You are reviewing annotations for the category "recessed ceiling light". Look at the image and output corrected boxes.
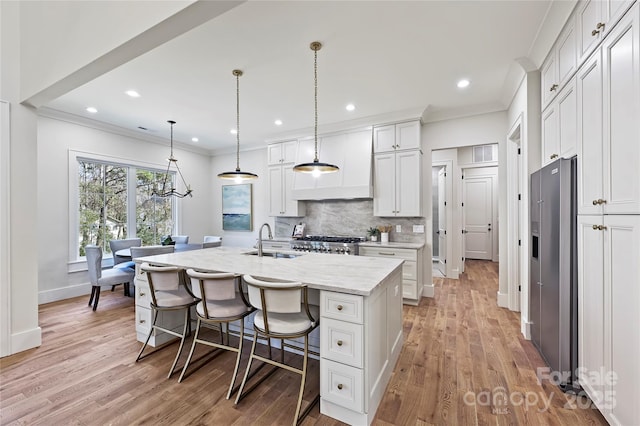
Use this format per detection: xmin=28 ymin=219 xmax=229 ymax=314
xmin=274 ymin=119 xmax=283 ymax=126
xmin=230 ymin=129 xmax=237 ymax=135
xmin=125 ymin=90 xmax=140 ymax=98
xmin=457 ymin=79 xmax=470 ymax=88
xmin=346 ymin=104 xmax=355 ymax=111
xmin=86 ymin=107 xmax=98 ymax=113
xmin=191 ymin=137 xmax=199 ymax=142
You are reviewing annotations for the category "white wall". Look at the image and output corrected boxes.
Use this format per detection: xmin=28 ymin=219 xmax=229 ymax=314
xmin=209 ymin=147 xmax=270 ymax=249
xmin=36 ymin=116 xmax=213 ymax=303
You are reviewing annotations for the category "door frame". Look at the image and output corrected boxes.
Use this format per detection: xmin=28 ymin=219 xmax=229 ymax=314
xmin=432 ymin=160 xmax=453 ymax=278
xmin=1 ymin=100 xmax=11 ymax=357
xmin=507 ymin=115 xmax=524 ymax=312
xmin=461 ymin=168 xmax=498 ymax=262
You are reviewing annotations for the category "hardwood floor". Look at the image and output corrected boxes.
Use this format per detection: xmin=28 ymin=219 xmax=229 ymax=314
xmin=1 ymin=260 xmax=608 ymax=425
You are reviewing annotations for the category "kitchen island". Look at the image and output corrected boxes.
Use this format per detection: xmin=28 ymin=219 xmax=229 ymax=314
xmin=133 ymin=246 xmax=404 ymax=425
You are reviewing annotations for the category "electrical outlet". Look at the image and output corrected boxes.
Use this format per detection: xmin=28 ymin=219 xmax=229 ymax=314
xmin=396 ymin=225 xmax=402 ymax=233
xmin=413 ymin=224 xmax=425 ymax=233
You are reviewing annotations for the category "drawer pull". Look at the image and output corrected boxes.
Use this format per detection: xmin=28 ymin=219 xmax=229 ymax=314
xmin=139 ymin=292 xmax=145 ymax=297
xmin=336 ymin=304 xmax=343 ymax=311
xmin=378 ymin=252 xmax=396 ymax=256
xmin=337 ymin=340 xmax=343 ymax=346
xmin=139 ymin=319 xmax=146 ymax=324
xmin=337 ymin=384 xmax=343 ymax=390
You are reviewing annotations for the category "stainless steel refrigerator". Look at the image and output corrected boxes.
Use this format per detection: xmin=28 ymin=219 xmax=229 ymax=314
xmin=530 ymin=156 xmax=579 ymax=391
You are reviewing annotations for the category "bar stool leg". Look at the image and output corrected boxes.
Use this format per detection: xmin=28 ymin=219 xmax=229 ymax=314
xmin=168 ymin=308 xmax=190 ymax=378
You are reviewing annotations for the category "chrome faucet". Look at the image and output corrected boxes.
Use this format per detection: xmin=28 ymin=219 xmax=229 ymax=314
xmin=257 ymin=223 xmax=273 ymax=257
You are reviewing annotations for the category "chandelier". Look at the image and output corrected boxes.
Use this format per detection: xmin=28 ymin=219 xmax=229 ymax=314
xmin=293 ymin=41 xmax=339 ymax=176
xmin=218 ymin=69 xmax=258 ymax=181
xmin=153 ymin=120 xmax=193 ymax=198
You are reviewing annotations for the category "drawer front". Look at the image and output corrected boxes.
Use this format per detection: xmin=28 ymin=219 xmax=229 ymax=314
xmin=359 ymin=246 xmax=416 ymax=262
xmin=134 ymin=263 xmax=148 ymax=282
xmin=321 ymin=291 xmax=363 ymax=324
xmin=320 ymin=359 xmax=364 ymax=412
xmin=136 ymin=307 xmax=151 ymax=334
xmin=135 ymin=282 xmax=151 ymax=307
xmin=320 ymin=318 xmax=363 ymax=368
xmin=402 ymin=260 xmax=417 ymax=280
xmin=403 ymin=279 xmax=418 ymax=300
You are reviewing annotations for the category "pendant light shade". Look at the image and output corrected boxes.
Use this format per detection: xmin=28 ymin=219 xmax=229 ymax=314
xmin=153 ymin=120 xmax=193 ymax=198
xmin=293 ymin=41 xmax=339 ymax=176
xmin=218 ymin=69 xmax=258 ymax=182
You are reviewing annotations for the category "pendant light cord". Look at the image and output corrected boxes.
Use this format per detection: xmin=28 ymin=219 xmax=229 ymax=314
xmin=314 ymin=46 xmax=319 ymax=162
xmin=236 ymin=71 xmax=241 ymax=172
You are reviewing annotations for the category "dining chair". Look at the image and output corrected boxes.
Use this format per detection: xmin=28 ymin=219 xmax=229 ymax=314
xmin=130 ymin=245 xmax=175 ymax=259
xmin=108 ymin=238 xmax=141 ymax=295
xmin=135 ymin=262 xmax=198 ymax=378
xmin=203 ymin=236 xmax=222 ymax=243
xmin=179 ymin=269 xmax=255 ymax=398
xmin=171 ymin=235 xmax=189 ymax=244
xmin=85 ymin=245 xmax=135 ymax=311
xmin=235 ymin=275 xmax=320 ymax=425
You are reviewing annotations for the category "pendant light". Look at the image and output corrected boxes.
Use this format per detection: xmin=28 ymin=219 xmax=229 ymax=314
xmin=293 ymin=41 xmax=339 ymax=176
xmin=218 ymin=69 xmax=258 ymax=182
xmin=153 ymin=120 xmax=193 ymax=198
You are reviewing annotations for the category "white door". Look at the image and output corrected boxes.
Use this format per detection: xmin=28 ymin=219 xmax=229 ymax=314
xmin=437 ymin=168 xmax=447 ymax=276
xmin=464 ymin=176 xmax=493 ymax=260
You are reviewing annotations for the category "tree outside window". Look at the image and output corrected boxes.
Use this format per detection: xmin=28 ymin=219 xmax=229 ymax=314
xmin=136 ymin=169 xmax=174 ymax=246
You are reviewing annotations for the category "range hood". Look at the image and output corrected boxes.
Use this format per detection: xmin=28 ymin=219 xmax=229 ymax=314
xmin=291 ymin=128 xmax=372 ymax=200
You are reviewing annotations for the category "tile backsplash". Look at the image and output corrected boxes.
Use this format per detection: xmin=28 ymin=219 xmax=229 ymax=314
xmin=275 ymin=199 xmax=426 ymax=243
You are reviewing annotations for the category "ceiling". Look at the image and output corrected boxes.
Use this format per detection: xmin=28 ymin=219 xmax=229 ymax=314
xmin=44 ymin=1 xmax=554 ymax=154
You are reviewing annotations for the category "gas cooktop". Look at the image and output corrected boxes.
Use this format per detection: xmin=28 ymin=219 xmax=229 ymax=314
xmin=295 ymin=235 xmax=366 ymax=243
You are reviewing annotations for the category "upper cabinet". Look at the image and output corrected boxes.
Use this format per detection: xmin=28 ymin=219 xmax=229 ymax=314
xmin=576 ymin=0 xmax=635 ymax=65
xmin=267 ymin=140 xmax=297 ymax=166
xmin=542 ymin=76 xmax=577 ymax=166
xmin=577 ymin=3 xmax=640 ymax=215
xmin=542 ymin=17 xmax=577 ymax=109
xmin=373 ymin=120 xmax=421 ymax=153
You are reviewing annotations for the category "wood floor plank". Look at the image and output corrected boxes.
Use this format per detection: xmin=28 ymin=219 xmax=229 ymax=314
xmin=0 ymin=260 xmax=609 ymax=425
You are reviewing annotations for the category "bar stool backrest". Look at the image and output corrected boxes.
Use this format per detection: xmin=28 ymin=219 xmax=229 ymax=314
xmin=187 ymin=269 xmax=237 ymax=301
xmin=141 ymin=263 xmax=181 ymax=292
xmin=243 ymin=275 xmax=303 ymax=314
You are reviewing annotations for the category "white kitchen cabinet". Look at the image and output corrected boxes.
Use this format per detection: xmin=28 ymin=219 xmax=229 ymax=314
xmin=373 ymin=120 xmax=420 ymax=153
xmin=358 ymin=245 xmax=424 ymax=305
xmin=578 ymin=214 xmax=640 ymax=426
xmin=578 ymin=3 xmax=640 ymax=215
xmin=267 ymin=140 xmax=297 ymax=165
xmin=374 ymin=149 xmax=422 ymax=217
xmin=541 ymin=16 xmax=577 ymax=109
xmin=268 ymin=165 xmax=305 ymax=217
xmin=542 ymin=76 xmax=577 ymax=166
xmin=576 ymin=0 xmax=635 ymax=65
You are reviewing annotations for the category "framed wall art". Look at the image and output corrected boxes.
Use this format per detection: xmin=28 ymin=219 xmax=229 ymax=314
xmin=222 ymin=184 xmax=253 ymax=231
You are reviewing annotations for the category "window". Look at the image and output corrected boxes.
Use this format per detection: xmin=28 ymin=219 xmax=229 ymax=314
xmin=473 ymin=144 xmax=496 ymax=163
xmin=76 ymin=157 xmax=176 ymax=259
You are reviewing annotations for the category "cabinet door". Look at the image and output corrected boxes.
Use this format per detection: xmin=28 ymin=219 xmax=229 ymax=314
xmin=577 ymin=215 xmax=605 ymax=408
xmin=541 ymin=104 xmax=559 ymax=166
xmin=373 ymin=153 xmax=396 ymax=216
xmin=267 ymin=166 xmax=284 ymax=216
xmin=395 ymin=121 xmax=420 ymax=150
xmin=541 ymin=53 xmax=558 ymax=108
xmin=577 ymin=51 xmax=603 ymax=215
xmin=395 ymin=150 xmax=422 ymax=217
xmin=281 ymin=140 xmax=298 ymax=164
xmin=292 ymin=137 xmax=317 ymax=191
xmin=604 ymin=215 xmax=640 ymax=426
xmin=557 ymin=77 xmax=577 ymax=158
xmin=267 ymin=144 xmax=283 ymax=165
xmin=604 ymin=0 xmax=635 ymax=37
xmin=373 ymin=125 xmax=396 ymax=153
xmin=282 ymin=166 xmax=304 ymax=217
xmin=577 ymin=0 xmax=605 ymax=64
xmin=558 ymin=18 xmax=578 ymax=88
xmin=602 ymin=4 xmax=640 ymax=214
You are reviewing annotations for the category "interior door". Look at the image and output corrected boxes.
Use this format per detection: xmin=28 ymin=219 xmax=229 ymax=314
xmin=437 ymin=167 xmax=447 ymax=276
xmin=464 ymin=176 xmax=493 ymax=260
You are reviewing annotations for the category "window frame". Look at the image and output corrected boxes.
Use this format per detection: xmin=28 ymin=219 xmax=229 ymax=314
xmin=68 ymin=150 xmax=178 ymax=271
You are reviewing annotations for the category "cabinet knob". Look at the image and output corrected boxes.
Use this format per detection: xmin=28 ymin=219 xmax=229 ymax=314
xmin=550 ymin=154 xmax=558 ymax=159
xmin=592 ymin=22 xmax=605 ymax=36
xmin=592 ymin=199 xmax=606 ymax=205
xmin=592 ymin=224 xmax=607 ymax=231
xmin=592 ymin=224 xmax=599 ymax=230
xmin=139 ymin=319 xmax=146 ymax=324
xmin=139 ymin=292 xmax=145 ymax=297
xmin=336 ymin=304 xmax=343 ymax=311
xmin=337 ymin=340 xmax=343 ymax=346
xmin=337 ymin=384 xmax=343 ymax=390
xmin=550 ymin=84 xmax=558 ymax=92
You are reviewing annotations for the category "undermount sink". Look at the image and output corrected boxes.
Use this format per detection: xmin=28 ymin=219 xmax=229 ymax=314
xmin=245 ymin=251 xmax=299 ymax=259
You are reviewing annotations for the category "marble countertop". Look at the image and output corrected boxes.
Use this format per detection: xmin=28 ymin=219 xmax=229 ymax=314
xmin=135 ymin=246 xmax=403 ymax=296
xmin=358 ymin=241 xmax=425 ymax=250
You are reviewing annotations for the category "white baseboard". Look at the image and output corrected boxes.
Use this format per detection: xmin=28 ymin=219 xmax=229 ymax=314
xmin=497 ymin=291 xmax=509 ymax=308
xmin=10 ymin=326 xmax=42 ymax=355
xmin=423 ymin=284 xmax=435 ymax=298
xmin=39 ymin=282 xmax=91 ymax=304
xmin=521 ymin=318 xmax=531 ymax=340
